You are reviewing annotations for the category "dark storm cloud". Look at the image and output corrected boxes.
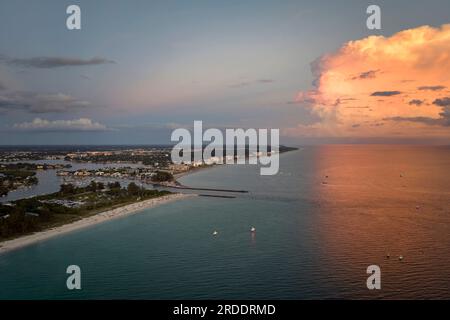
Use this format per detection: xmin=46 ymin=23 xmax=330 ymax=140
xmin=409 ymin=99 xmax=424 ymax=106
xmin=352 ymin=70 xmax=379 ymax=80
xmin=418 ymin=85 xmax=446 ymax=91
xmin=3 ymin=56 xmax=115 ymax=69
xmin=0 ymin=91 xmax=90 ymax=113
xmin=370 ymin=91 xmax=402 ymax=97
xmin=433 ymin=97 xmax=450 ymax=107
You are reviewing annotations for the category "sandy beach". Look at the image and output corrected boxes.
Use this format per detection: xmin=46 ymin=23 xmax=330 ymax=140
xmin=0 ymin=193 xmax=194 ymax=255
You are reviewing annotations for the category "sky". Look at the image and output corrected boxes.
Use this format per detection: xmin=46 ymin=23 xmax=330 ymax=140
xmin=0 ymin=0 xmax=450 ymax=145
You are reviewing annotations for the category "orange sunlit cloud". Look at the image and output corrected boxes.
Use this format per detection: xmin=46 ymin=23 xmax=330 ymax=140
xmin=285 ymin=24 xmax=450 ymax=139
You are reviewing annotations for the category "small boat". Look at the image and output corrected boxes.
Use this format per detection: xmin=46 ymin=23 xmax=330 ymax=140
xmin=250 ymin=227 xmax=256 ymax=233
xmin=399 ymin=255 xmax=404 ymax=261
xmin=212 ymin=231 xmax=218 ymax=236
xmin=386 ymin=253 xmax=390 ymax=259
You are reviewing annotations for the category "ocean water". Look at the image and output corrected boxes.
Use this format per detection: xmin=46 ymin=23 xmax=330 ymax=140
xmin=0 ymin=145 xmax=449 ymax=299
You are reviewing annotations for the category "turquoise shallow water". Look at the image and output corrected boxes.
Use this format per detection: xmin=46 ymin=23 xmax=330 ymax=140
xmin=0 ymin=146 xmax=449 ymax=299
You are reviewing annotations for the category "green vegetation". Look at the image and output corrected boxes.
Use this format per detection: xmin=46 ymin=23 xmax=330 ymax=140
xmin=0 ymin=167 xmax=39 ymax=197
xmin=0 ymin=181 xmax=170 ymax=241
xmin=0 ymin=187 xmax=7 ymax=197
xmin=66 ymin=153 xmax=172 ymax=168
xmin=0 ymin=163 xmax=70 ymax=171
xmin=151 ymin=171 xmax=174 ymax=182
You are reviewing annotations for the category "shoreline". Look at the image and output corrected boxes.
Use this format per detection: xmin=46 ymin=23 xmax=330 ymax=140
xmin=0 ymin=193 xmax=194 ymax=255
xmin=174 ymin=164 xmax=220 ymax=180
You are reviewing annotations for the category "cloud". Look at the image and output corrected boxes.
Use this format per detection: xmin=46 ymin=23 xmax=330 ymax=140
xmin=0 ymin=91 xmax=90 ymax=113
xmin=433 ymin=97 xmax=450 ymax=106
xmin=2 ymin=56 xmax=114 ymax=69
xmin=409 ymin=99 xmax=424 ymax=106
xmin=418 ymin=85 xmax=446 ymax=91
xmin=288 ymin=24 xmax=450 ymax=139
xmin=13 ymin=118 xmax=108 ymax=132
xmin=229 ymin=78 xmax=275 ymax=88
xmin=112 ymin=122 xmax=183 ymax=130
xmin=384 ymin=97 xmax=450 ymax=126
xmin=370 ymin=91 xmax=402 ymax=97
xmin=352 ymin=70 xmax=379 ymax=80
xmin=229 ymin=81 xmax=251 ymax=88
xmin=384 ymin=112 xmax=450 ymax=127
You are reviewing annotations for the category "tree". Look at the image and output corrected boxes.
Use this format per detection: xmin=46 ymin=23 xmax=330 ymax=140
xmin=151 ymin=171 xmax=174 ymax=182
xmin=0 ymin=186 xmax=7 ymax=197
xmin=108 ymin=181 xmax=121 ymax=190
xmin=127 ymin=182 xmax=141 ymax=196
xmin=60 ymin=183 xmax=75 ymax=195
xmin=87 ymin=181 xmax=98 ymax=192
